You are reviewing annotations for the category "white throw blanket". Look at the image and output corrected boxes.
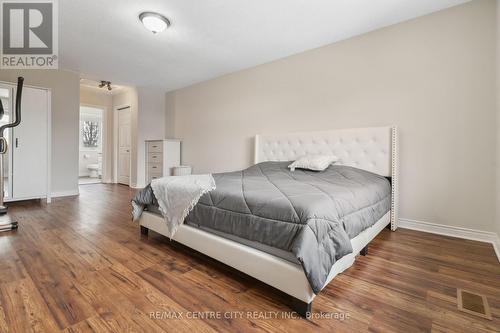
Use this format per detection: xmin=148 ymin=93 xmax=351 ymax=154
xmin=150 ymin=174 xmax=216 ymax=238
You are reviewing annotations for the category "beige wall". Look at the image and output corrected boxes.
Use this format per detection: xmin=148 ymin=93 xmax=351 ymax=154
xmin=167 ymin=0 xmax=497 ymax=232
xmin=496 ymin=0 xmax=500 ymax=237
xmin=80 ymin=87 xmax=114 ymax=182
xmin=111 ymin=88 xmax=167 ymax=188
xmin=136 ymin=87 xmax=166 ymax=187
xmin=0 ymin=69 xmax=80 ymax=196
xmin=165 ymin=91 xmax=176 ymax=138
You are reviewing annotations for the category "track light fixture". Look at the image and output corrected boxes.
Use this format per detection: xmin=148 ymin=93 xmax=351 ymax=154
xmin=98 ymin=80 xmax=112 ymax=91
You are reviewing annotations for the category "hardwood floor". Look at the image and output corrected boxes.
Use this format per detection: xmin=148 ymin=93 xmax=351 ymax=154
xmin=0 ymin=184 xmax=499 ymax=332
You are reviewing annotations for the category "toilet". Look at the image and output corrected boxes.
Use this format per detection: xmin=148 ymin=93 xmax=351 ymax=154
xmin=87 ymin=155 xmax=102 ymax=178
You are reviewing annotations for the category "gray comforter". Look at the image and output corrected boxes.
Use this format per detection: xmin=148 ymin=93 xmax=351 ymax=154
xmin=132 ymin=161 xmax=391 ymax=293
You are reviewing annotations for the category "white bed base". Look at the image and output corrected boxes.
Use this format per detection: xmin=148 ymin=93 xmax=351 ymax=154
xmin=140 ymin=210 xmax=390 ymax=303
xmin=139 ymin=126 xmax=399 ymax=310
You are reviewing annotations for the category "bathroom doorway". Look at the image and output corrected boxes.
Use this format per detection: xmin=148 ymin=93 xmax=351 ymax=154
xmin=79 ymin=106 xmax=105 ymax=185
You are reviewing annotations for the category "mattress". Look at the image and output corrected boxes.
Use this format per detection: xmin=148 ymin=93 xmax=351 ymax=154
xmin=135 ymin=161 xmax=391 ymax=293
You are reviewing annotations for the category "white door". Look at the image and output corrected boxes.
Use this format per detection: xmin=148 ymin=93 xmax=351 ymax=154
xmin=12 ymin=87 xmax=48 ymax=199
xmin=117 ymin=107 xmax=131 ymax=185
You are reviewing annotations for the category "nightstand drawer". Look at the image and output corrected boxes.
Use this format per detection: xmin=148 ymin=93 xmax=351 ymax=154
xmin=148 ymin=152 xmax=163 ymax=163
xmin=148 ymin=163 xmax=162 ymax=174
xmin=147 ymin=141 xmax=163 ymax=153
xmin=148 ymin=174 xmax=162 ymax=183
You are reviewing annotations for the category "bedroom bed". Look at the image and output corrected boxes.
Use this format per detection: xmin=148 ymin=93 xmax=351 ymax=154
xmin=136 ymin=126 xmax=399 ymax=317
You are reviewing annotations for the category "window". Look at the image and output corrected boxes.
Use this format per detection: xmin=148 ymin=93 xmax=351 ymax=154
xmin=82 ymin=120 xmax=100 ymax=148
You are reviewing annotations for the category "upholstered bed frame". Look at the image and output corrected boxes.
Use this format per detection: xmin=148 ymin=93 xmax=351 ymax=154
xmin=138 ymin=126 xmax=399 ymax=317
xmin=255 ymin=126 xmax=399 ymax=230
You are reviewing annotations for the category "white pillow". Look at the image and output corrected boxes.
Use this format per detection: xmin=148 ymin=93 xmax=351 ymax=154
xmin=288 ymin=154 xmax=338 ymax=171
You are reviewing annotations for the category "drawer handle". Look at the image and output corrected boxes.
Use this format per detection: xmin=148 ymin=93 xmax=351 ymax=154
xmin=152 ymin=166 xmax=157 ymax=169
xmin=153 ymin=156 xmax=157 ymax=158
xmin=152 ymin=145 xmax=157 ymax=148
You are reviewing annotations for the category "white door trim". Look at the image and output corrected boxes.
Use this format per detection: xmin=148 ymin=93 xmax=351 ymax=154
xmin=46 ymin=88 xmax=52 ymax=203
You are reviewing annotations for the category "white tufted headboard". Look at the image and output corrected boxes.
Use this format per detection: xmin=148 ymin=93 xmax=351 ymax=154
xmin=254 ymin=126 xmax=399 ymax=230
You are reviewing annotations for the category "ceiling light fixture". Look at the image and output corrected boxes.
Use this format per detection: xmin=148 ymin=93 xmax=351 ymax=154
xmin=99 ymin=80 xmax=112 ymax=91
xmin=139 ymin=12 xmax=170 ymax=34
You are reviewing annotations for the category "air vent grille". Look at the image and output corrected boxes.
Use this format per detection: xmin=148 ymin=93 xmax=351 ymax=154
xmin=457 ymin=289 xmax=492 ymax=320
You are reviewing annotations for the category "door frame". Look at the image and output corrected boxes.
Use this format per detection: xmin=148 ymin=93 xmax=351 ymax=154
xmin=80 ymin=103 xmax=108 ymax=182
xmin=113 ymin=104 xmax=131 ymax=185
xmin=0 ymin=80 xmax=52 ymax=203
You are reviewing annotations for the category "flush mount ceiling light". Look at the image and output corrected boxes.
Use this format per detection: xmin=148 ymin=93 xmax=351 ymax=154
xmin=139 ymin=12 xmax=170 ymax=34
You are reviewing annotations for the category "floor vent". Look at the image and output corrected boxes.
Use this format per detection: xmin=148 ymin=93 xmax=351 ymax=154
xmin=457 ymin=289 xmax=492 ymax=320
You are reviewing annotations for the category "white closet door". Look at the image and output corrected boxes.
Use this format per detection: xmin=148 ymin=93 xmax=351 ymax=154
xmin=0 ymin=83 xmax=14 ymax=199
xmin=117 ymin=108 xmax=131 ymax=185
xmin=12 ymin=87 xmax=48 ymax=199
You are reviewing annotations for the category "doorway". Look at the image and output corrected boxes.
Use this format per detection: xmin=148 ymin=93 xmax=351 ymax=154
xmin=79 ymin=106 xmax=105 ymax=185
xmin=116 ymin=105 xmax=131 ymax=185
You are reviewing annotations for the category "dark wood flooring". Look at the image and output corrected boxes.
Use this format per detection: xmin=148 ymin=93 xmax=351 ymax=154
xmin=0 ymin=184 xmax=499 ymax=332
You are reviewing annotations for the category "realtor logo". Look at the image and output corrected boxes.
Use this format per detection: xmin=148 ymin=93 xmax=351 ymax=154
xmin=1 ymin=0 xmax=58 ymax=68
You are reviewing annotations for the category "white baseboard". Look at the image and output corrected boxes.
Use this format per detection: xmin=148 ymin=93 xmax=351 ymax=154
xmin=399 ymin=218 xmax=500 ymax=262
xmin=51 ymin=189 xmax=80 ymax=198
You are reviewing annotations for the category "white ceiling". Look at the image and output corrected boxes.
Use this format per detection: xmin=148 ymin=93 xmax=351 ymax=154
xmin=61 ymin=0 xmax=470 ymax=91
